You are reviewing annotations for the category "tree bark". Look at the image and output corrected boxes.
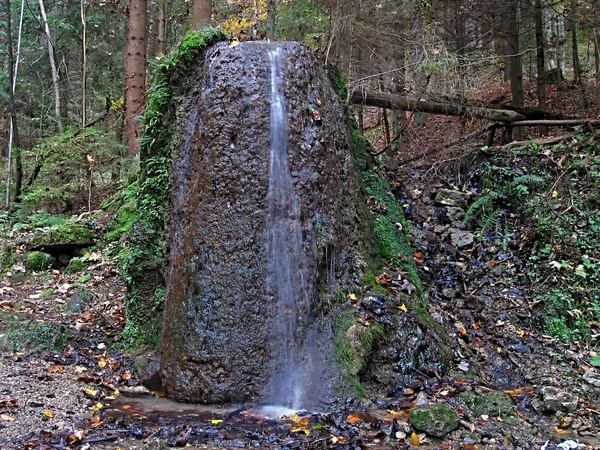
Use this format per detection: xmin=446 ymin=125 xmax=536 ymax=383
xmin=267 ymin=0 xmax=276 ymax=41
xmin=81 ymin=0 xmax=87 ymax=127
xmin=38 ymin=0 xmax=62 ymax=131
xmin=350 ymin=90 xmax=526 ymax=122
xmin=191 ymin=0 xmax=211 ymax=30
xmin=156 ymin=0 xmax=165 ymax=55
xmin=533 ymin=0 xmax=548 ymax=136
xmin=570 ymin=0 xmax=581 ymax=82
xmin=5 ymin=0 xmax=25 ymax=206
xmin=508 ymin=0 xmax=524 ymax=139
xmin=125 ymin=0 xmax=147 ymax=156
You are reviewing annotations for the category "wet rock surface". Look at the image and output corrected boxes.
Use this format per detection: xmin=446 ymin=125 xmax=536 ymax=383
xmin=160 ymin=41 xmax=364 ymax=404
xmin=409 ymin=403 xmax=459 ymax=437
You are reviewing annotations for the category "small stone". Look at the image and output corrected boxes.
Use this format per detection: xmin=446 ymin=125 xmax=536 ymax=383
xmin=409 ymin=404 xmax=459 ymax=438
xmin=450 ymin=229 xmax=474 ymax=248
xmin=415 ymin=391 xmax=428 ymax=406
xmin=541 ymin=386 xmax=579 ymax=412
xmin=582 ymin=371 xmax=600 ymax=387
xmin=459 ymin=390 xmax=515 ymax=417
xmin=68 ymin=288 xmax=92 ymax=313
xmin=434 ymin=189 xmax=470 ymax=208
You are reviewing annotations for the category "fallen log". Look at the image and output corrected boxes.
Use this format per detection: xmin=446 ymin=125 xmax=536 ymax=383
xmin=501 ymin=119 xmax=600 ymax=128
xmin=351 ymin=90 xmax=526 ymax=122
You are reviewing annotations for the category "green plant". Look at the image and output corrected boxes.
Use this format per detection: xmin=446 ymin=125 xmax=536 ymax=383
xmin=24 ymin=251 xmax=53 ymax=271
xmin=121 ymin=29 xmax=227 ymax=349
xmin=1 ymin=322 xmax=71 ymax=352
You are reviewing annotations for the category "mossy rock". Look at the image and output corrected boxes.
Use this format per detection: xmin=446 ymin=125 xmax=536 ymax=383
xmin=409 ymin=404 xmax=459 ymax=437
xmin=0 ymin=246 xmax=18 ymax=273
xmin=65 ymin=257 xmax=86 ymax=274
xmin=459 ymin=390 xmax=515 ymax=418
xmin=30 ymin=223 xmax=96 ymax=252
xmin=25 ymin=251 xmax=54 ymax=271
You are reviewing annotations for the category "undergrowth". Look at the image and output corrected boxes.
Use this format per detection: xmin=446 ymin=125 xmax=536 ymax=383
xmin=467 ymin=132 xmax=600 ymax=343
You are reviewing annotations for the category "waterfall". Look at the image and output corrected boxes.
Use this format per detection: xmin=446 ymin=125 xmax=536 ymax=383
xmin=265 ymin=47 xmax=311 ymax=409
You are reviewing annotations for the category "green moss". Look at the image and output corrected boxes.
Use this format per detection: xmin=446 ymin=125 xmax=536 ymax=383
xmin=1 ymin=322 xmax=71 ymax=353
xmin=361 ymin=270 xmax=390 ymax=295
xmin=333 ymin=309 xmax=385 ymax=398
xmin=409 ymin=404 xmax=459 ymax=438
xmin=31 ymin=223 xmax=96 ymax=249
xmin=121 ymin=29 xmax=227 ymax=348
xmin=0 ymin=246 xmax=17 ymax=273
xmin=459 ymin=390 xmax=515 ymax=418
xmin=65 ymin=257 xmax=86 ymax=274
xmin=25 ymin=251 xmax=53 ymax=271
xmin=362 ymin=171 xmax=423 ymax=300
xmin=107 ymin=205 xmax=136 ymax=242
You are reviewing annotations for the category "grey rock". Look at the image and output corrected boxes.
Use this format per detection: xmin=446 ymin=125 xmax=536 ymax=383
xmin=68 ymin=288 xmax=92 ymax=313
xmin=135 ymin=355 xmax=163 ymax=391
xmin=409 ymin=404 xmax=459 ymax=437
xmin=446 ymin=206 xmax=466 ymax=224
xmin=459 ymin=390 xmax=515 ymax=417
xmin=435 ymin=189 xmax=470 ymax=208
xmin=541 ymin=386 xmax=579 ymax=412
xmin=450 ymin=229 xmax=475 ymax=248
xmin=582 ymin=370 xmax=600 ymax=387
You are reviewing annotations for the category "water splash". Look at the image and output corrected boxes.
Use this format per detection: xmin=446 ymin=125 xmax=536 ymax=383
xmin=265 ymin=47 xmax=312 ymax=409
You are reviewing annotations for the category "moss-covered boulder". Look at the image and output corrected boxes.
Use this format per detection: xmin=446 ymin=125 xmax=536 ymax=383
xmin=25 ymin=251 xmax=54 ymax=271
xmin=65 ymin=257 xmax=87 ymax=274
xmin=30 ymin=223 xmax=96 ymax=254
xmin=409 ymin=404 xmax=459 ymax=437
xmin=459 ymin=390 xmax=515 ymax=417
xmin=0 ymin=246 xmax=18 ymax=273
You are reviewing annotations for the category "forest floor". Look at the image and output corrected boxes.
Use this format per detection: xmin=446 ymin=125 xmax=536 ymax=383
xmin=1 ymin=80 xmax=600 ymax=449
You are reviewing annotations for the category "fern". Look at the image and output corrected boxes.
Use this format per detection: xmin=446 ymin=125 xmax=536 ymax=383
xmin=477 ymin=207 xmax=501 ymax=236
xmin=462 ymin=194 xmax=493 ymax=226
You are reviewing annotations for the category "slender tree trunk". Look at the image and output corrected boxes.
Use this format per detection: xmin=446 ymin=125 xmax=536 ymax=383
xmin=595 ymin=28 xmax=600 ymax=117
xmin=267 ymin=0 xmax=276 ymax=40
xmin=509 ymin=0 xmax=524 ymax=140
xmin=156 ymin=0 xmax=165 ymax=55
xmin=125 ymin=0 xmax=147 ymax=156
xmin=59 ymin=0 xmax=70 ymax=120
xmin=5 ymin=0 xmax=25 ymax=206
xmin=39 ymin=0 xmax=62 ymax=130
xmin=81 ymin=0 xmax=87 ymax=126
xmin=534 ymin=0 xmax=548 ymax=136
xmin=191 ymin=0 xmax=211 ymax=30
xmin=570 ymin=0 xmax=581 ymax=82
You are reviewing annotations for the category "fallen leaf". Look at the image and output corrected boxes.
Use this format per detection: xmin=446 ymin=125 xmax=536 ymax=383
xmin=210 ymin=419 xmax=223 ymax=424
xmin=48 ymin=365 xmax=64 ymax=374
xmin=91 ymin=403 xmax=103 ymax=411
xmin=0 ymin=414 xmax=15 ymax=421
xmin=411 ymin=431 xmax=421 ymax=445
xmin=98 ymin=358 xmax=107 ymax=368
xmin=346 ymin=413 xmax=362 ymax=424
xmin=43 ymin=411 xmax=55 ymax=418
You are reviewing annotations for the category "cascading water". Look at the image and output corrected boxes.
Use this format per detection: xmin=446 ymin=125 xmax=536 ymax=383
xmin=159 ymin=40 xmax=371 ymax=406
xmin=265 ymin=47 xmax=313 ymax=409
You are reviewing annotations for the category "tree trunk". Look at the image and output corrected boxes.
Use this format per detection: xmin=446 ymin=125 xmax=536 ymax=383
xmin=39 ymin=0 xmax=62 ymax=131
xmin=81 ymin=0 xmax=87 ymax=126
xmin=570 ymin=0 xmax=581 ymax=82
xmin=508 ymin=0 xmax=524 ymax=140
xmin=594 ymin=28 xmax=600 ymax=116
xmin=191 ymin=0 xmax=211 ymax=30
xmin=534 ymin=0 xmax=548 ymax=136
xmin=351 ymin=90 xmax=526 ymax=122
xmin=267 ymin=0 xmax=276 ymax=41
xmin=5 ymin=0 xmax=25 ymax=206
xmin=156 ymin=0 xmax=165 ymax=55
xmin=125 ymin=0 xmax=147 ymax=156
